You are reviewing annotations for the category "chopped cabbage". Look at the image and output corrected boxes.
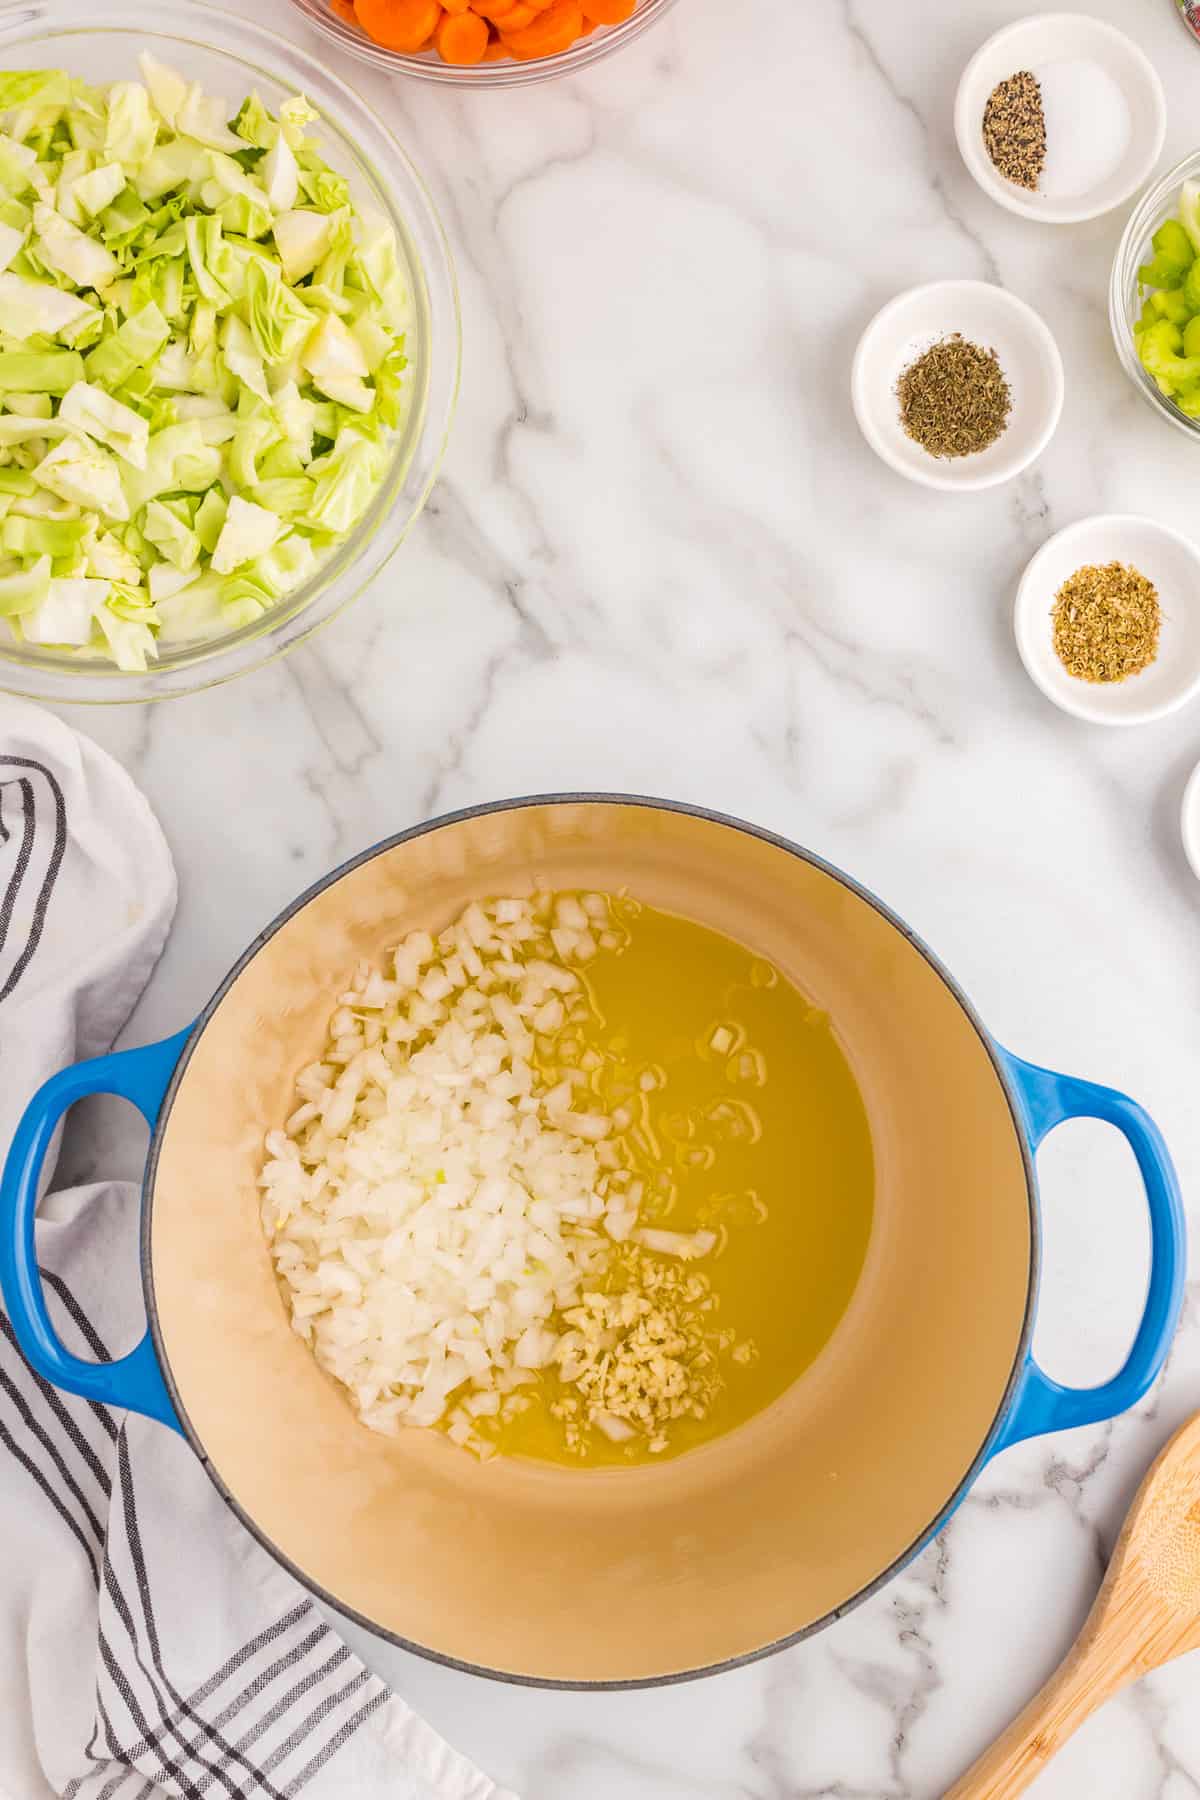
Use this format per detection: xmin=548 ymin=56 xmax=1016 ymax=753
xmin=33 ymin=435 xmax=128 ymax=520
xmin=261 ymin=135 xmax=299 ymax=214
xmin=104 ymin=83 xmax=157 ymax=166
xmin=0 ymin=269 xmax=96 ymax=338
xmin=59 ymin=380 xmax=149 ymax=467
xmin=137 ymin=53 xmax=187 ymax=133
xmin=0 ymin=221 xmax=26 ymax=272
xmin=67 ymin=162 xmax=126 ymax=220
xmin=23 ymin=575 xmax=109 ymax=644
xmin=272 ymin=208 xmax=333 ymax=285
xmin=0 ymin=56 xmax=414 ymax=667
xmin=0 ymin=350 xmax=83 ymax=394
xmin=34 ymin=201 xmax=118 ymax=288
xmin=0 ymin=553 xmax=50 ymax=616
xmin=211 ymin=494 xmax=280 ymax=573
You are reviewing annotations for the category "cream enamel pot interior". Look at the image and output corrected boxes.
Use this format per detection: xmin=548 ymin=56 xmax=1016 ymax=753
xmin=0 ymin=797 xmax=1185 ymax=1687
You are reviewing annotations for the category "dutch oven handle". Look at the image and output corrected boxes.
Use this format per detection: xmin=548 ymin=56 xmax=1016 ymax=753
xmin=0 ymin=1031 xmax=191 ymax=1433
xmin=990 ymin=1050 xmax=1186 ymax=1456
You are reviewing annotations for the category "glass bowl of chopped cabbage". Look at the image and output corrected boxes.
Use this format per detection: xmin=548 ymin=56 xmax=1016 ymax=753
xmin=1111 ymin=150 xmax=1200 ymax=443
xmin=0 ymin=0 xmax=460 ymax=702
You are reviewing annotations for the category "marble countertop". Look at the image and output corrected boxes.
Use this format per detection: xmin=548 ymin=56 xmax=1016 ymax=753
xmin=50 ymin=0 xmax=1200 ymax=1792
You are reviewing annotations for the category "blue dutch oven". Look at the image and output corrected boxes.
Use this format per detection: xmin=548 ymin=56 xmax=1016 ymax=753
xmin=0 ymin=797 xmax=1186 ymax=1686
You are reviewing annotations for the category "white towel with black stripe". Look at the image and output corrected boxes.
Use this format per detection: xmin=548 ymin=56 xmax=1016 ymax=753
xmin=0 ymin=698 xmax=517 ymax=1800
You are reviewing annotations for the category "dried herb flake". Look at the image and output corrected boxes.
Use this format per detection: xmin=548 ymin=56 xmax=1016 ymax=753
xmin=1052 ymin=562 xmax=1161 ymax=683
xmin=897 ymin=334 xmax=1012 ymax=459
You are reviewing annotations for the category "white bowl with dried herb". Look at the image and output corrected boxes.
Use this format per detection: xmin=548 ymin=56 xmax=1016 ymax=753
xmin=955 ymin=14 xmax=1165 ymax=225
xmin=1015 ymin=515 xmax=1200 ymax=725
xmin=851 ymin=280 xmax=1063 ymax=492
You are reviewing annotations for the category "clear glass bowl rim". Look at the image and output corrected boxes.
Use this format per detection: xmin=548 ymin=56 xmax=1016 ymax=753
xmin=285 ymin=0 xmax=679 ymax=88
xmin=0 ymin=0 xmax=462 ymax=703
xmin=1110 ymin=149 xmax=1200 ymax=445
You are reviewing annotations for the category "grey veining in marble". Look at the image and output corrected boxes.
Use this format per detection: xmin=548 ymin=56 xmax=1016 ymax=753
xmin=47 ymin=0 xmax=1200 ymax=1792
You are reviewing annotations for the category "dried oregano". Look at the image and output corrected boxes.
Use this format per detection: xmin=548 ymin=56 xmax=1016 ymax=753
xmin=897 ymin=335 xmax=1012 ymax=459
xmin=1052 ymin=562 xmax=1161 ymax=683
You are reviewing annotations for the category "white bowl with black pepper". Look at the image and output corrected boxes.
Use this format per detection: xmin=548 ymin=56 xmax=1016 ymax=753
xmin=851 ymin=279 xmax=1064 ymax=492
xmin=1014 ymin=514 xmax=1200 ymax=726
xmin=955 ymin=14 xmax=1166 ymax=226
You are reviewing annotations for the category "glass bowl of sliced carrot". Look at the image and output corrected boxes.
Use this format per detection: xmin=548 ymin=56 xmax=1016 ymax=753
xmin=287 ymin=0 xmax=678 ymax=83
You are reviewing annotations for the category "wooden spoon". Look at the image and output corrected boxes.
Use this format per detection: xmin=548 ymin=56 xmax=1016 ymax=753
xmin=946 ymin=1411 xmax=1200 ymax=1799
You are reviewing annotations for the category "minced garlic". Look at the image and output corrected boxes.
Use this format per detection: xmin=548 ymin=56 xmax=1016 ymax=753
xmin=552 ymin=1247 xmax=733 ymax=1452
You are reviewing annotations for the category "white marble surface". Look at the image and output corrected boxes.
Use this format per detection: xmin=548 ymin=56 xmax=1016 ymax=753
xmin=44 ymin=0 xmax=1200 ymax=1792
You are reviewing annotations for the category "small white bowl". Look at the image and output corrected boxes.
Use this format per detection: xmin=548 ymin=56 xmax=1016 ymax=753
xmin=1181 ymin=760 xmax=1200 ymax=881
xmin=955 ymin=14 xmax=1166 ymax=225
xmin=851 ymin=280 xmax=1064 ymax=493
xmin=1014 ymin=515 xmax=1200 ymax=726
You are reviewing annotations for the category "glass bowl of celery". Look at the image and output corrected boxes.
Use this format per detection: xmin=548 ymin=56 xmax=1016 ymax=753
xmin=1111 ymin=150 xmax=1200 ymax=442
xmin=0 ymin=0 xmax=460 ymax=703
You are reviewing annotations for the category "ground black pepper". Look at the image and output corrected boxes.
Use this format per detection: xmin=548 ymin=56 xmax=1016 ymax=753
xmin=983 ymin=70 xmax=1047 ymax=191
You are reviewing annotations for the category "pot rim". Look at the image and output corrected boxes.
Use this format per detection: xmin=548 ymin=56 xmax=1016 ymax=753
xmin=140 ymin=792 xmax=1039 ymax=1689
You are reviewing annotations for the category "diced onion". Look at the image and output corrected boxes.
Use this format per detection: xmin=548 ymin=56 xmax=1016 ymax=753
xmin=261 ymin=896 xmax=639 ymax=1449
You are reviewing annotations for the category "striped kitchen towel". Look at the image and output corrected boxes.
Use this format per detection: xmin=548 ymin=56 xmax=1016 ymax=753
xmin=0 ymin=698 xmax=516 ymax=1800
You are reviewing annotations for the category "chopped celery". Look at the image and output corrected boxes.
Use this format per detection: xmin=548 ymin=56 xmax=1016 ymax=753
xmin=1138 ymin=320 xmax=1200 ymax=391
xmin=1152 ymin=219 xmax=1194 ymax=273
xmin=1139 ymin=257 xmax=1183 ymax=290
xmin=1152 ymin=288 xmax=1191 ymax=325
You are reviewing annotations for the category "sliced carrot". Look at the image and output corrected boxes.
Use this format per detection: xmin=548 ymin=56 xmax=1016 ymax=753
xmin=490 ymin=3 xmax=536 ymax=27
xmin=329 ymin=0 xmax=359 ymax=19
xmin=581 ymin=0 xmax=634 ymax=18
xmin=442 ymin=0 xmax=473 ymax=13
xmin=435 ymin=7 xmax=489 ymax=60
xmin=355 ymin=0 xmax=443 ymax=51
xmin=482 ymin=35 xmax=509 ymax=54
xmin=501 ymin=0 xmax=583 ymax=56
